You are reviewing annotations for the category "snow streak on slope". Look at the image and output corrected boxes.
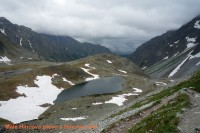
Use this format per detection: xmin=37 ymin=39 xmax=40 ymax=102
xmin=118 ymin=70 xmax=127 ymax=73
xmin=28 ymin=40 xmax=35 ymax=52
xmin=168 ymin=52 xmax=192 ymax=78
xmin=163 ymin=56 xmax=169 ymax=60
xmin=20 ymin=38 xmax=22 ymax=46
xmin=155 ymin=82 xmax=167 ymax=86
xmin=62 ymin=78 xmax=75 ymax=86
xmin=174 ymin=40 xmax=179 ymax=44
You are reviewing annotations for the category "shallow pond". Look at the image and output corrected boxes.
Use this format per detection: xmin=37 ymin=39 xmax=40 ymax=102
xmin=54 ymin=76 xmax=124 ymax=103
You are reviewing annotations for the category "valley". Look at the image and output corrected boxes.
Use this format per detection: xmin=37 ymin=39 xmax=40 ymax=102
xmin=0 ymin=15 xmax=200 ymax=133
xmin=0 ymin=53 xmax=173 ymax=133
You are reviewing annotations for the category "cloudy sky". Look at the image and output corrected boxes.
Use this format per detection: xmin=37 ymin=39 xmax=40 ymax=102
xmin=0 ymin=0 xmax=200 ymax=54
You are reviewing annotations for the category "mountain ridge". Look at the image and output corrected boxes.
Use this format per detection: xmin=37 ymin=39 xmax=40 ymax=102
xmin=129 ymin=15 xmax=200 ymax=78
xmin=0 ymin=17 xmax=111 ymax=62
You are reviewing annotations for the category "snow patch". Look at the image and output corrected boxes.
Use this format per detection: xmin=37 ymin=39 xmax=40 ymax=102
xmin=118 ymin=70 xmax=127 ymax=73
xmin=105 ymin=88 xmax=142 ymax=106
xmin=142 ymin=66 xmax=147 ymax=70
xmin=133 ymin=88 xmax=143 ymax=93
xmin=187 ymin=43 xmax=196 ymax=49
xmin=196 ymin=61 xmax=200 ymax=66
xmin=186 ymin=37 xmax=197 ymax=49
xmin=0 ymin=75 xmax=63 ymax=124
xmin=0 ymin=29 xmax=6 ymax=36
xmin=170 ymin=44 xmax=173 ymax=47
xmin=105 ymin=95 xmax=127 ymax=106
xmin=72 ymin=108 xmax=77 ymax=110
xmin=85 ymin=63 xmax=95 ymax=69
xmin=155 ymin=82 xmax=167 ymax=86
xmin=190 ymin=52 xmax=200 ymax=59
xmin=194 ymin=20 xmax=200 ymax=29
xmin=60 ymin=116 xmax=88 ymax=121
xmin=62 ymin=78 xmax=75 ymax=86
xmin=52 ymin=73 xmax=59 ymax=78
xmin=186 ymin=37 xmax=196 ymax=43
xmin=106 ymin=60 xmax=112 ymax=63
xmin=92 ymin=102 xmax=103 ymax=105
xmin=113 ymin=73 xmax=127 ymax=77
xmin=0 ymin=56 xmax=11 ymax=62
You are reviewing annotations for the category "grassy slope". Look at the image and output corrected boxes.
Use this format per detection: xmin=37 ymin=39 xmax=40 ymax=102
xmin=128 ymin=71 xmax=200 ymax=133
xmin=129 ymin=94 xmax=190 ymax=133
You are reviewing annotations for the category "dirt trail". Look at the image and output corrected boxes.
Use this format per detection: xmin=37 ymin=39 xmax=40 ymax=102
xmin=103 ymin=91 xmax=180 ymax=133
xmin=178 ymin=89 xmax=200 ymax=133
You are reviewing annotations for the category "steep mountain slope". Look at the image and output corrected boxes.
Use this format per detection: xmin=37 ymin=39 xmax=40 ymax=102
xmin=0 ymin=17 xmax=110 ymax=62
xmin=0 ymin=32 xmax=38 ymax=63
xmin=130 ymin=15 xmax=200 ymax=78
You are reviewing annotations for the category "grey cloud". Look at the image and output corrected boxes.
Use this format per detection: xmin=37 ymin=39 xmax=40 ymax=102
xmin=0 ymin=0 xmax=200 ymax=54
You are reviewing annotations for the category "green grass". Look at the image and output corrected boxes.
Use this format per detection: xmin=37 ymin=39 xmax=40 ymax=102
xmin=128 ymin=94 xmax=190 ymax=133
xmin=110 ymin=70 xmax=200 ymax=118
xmin=128 ymin=71 xmax=200 ymax=133
xmin=182 ymin=71 xmax=200 ymax=92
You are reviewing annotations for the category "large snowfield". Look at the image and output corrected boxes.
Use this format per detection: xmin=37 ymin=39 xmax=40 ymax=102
xmin=0 ymin=75 xmax=63 ymax=124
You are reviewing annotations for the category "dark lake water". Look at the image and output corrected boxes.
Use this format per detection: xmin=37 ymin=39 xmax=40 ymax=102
xmin=54 ymin=76 xmax=124 ymax=103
